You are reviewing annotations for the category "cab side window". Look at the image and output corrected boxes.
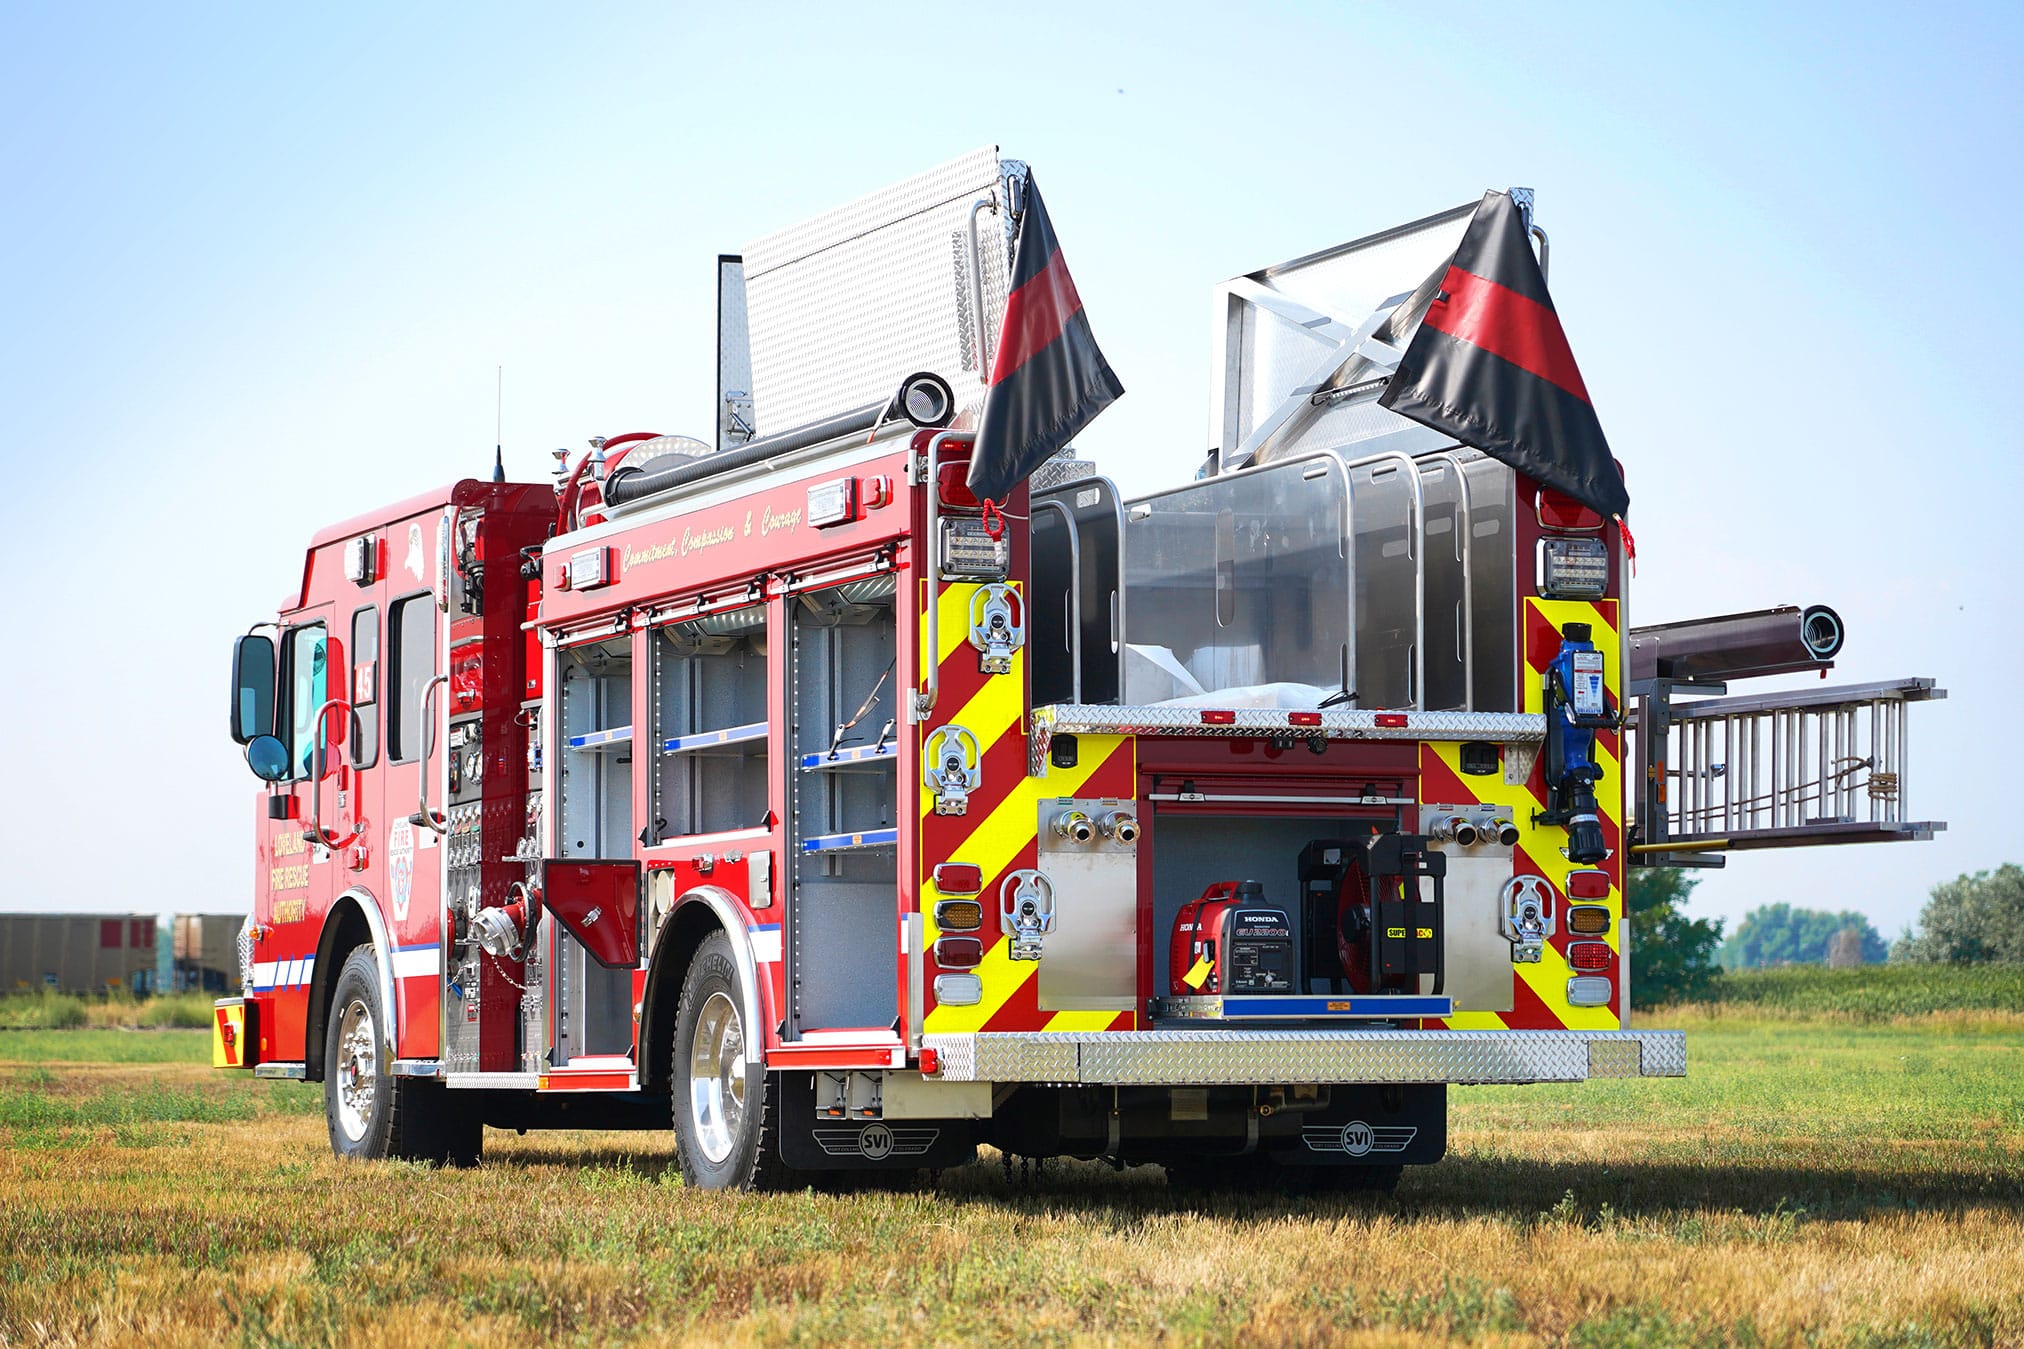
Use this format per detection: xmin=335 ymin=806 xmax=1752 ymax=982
xmin=284 ymin=624 xmax=329 ymax=780
xmin=387 ymin=595 xmax=435 ymax=764
xmin=350 ymin=606 xmax=379 ymax=769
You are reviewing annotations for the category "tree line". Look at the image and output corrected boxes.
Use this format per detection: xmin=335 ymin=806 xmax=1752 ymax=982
xmin=1627 ymin=862 xmax=2024 ymax=1008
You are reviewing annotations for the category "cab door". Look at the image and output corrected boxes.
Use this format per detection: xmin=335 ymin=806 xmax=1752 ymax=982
xmin=258 ymin=607 xmax=338 ymax=1060
xmin=379 ymin=511 xmax=451 ymax=1059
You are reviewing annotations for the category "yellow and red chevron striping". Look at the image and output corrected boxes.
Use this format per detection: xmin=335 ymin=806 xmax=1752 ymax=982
xmin=918 ymin=579 xmax=1136 ymax=1034
xmin=1423 ymin=597 xmax=1624 ymax=1032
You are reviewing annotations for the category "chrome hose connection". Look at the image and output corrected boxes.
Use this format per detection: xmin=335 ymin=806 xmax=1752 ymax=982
xmin=1102 ymin=812 xmax=1140 ymax=845
xmin=1054 ymin=810 xmax=1095 ymax=844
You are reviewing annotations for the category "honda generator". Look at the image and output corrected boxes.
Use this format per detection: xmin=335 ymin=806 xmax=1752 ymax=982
xmin=1169 ymin=881 xmax=1297 ymax=995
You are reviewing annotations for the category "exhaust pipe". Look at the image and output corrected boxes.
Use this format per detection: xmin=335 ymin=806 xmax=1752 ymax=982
xmin=1628 ymin=604 xmax=1845 ymax=684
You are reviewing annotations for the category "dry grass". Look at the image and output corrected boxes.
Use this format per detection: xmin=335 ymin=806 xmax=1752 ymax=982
xmin=3 ymin=1017 xmax=2020 ymax=1346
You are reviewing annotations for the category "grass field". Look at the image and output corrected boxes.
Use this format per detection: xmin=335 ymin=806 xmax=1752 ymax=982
xmin=3 ymin=987 xmax=2021 ymax=1344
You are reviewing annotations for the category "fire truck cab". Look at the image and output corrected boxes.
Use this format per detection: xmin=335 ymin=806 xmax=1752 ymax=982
xmin=220 ymin=150 xmax=1942 ymax=1189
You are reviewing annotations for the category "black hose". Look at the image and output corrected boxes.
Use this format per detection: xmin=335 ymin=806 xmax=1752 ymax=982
xmin=602 ymin=402 xmax=887 ymax=509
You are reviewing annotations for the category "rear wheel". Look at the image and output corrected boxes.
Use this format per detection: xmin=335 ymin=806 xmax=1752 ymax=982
xmin=671 ymin=931 xmax=787 ymax=1190
xmin=324 ymin=947 xmax=480 ymax=1165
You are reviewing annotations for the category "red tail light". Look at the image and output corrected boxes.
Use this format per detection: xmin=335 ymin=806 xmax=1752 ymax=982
xmin=918 ymin=1046 xmax=941 ymax=1075
xmin=1567 ymin=941 xmax=1613 ymax=972
xmin=935 ymin=461 xmax=981 ymax=510
xmin=1200 ymin=710 xmax=1237 ymax=726
xmin=1566 ymin=869 xmax=1610 ymax=900
xmin=1536 ymin=486 xmax=1602 ymax=532
xmin=933 ymin=863 xmax=984 ymax=896
xmin=1375 ymin=712 xmax=1409 ymax=728
xmin=933 ymin=936 xmax=983 ymax=969
xmin=1288 ymin=711 xmax=1322 ymax=727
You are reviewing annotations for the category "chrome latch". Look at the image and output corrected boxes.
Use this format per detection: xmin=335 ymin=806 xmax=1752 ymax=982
xmin=967 ymin=583 xmax=1025 ymax=675
xmin=1500 ymin=874 xmax=1556 ymax=964
xmin=922 ymin=724 xmax=982 ymax=816
xmin=999 ymin=869 xmax=1055 ymax=961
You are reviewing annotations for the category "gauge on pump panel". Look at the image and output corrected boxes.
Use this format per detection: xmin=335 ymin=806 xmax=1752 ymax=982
xmin=463 ymin=748 xmax=483 ymax=786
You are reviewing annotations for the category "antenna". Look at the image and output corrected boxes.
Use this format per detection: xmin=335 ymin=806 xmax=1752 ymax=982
xmin=492 ymin=365 xmax=505 ymax=483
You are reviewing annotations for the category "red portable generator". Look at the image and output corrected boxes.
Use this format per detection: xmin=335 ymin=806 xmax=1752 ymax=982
xmin=1169 ymin=881 xmax=1297 ymax=996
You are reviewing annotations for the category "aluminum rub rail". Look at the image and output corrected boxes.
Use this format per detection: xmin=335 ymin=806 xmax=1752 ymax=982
xmin=1034 ymin=704 xmax=1546 ymax=743
xmin=922 ymin=1029 xmax=1686 ymax=1085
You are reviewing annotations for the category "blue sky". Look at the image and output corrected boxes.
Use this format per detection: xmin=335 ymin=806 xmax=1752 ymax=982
xmin=2 ymin=2 xmax=2018 ymax=938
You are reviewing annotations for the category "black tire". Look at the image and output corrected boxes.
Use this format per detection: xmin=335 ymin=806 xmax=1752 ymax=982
xmin=323 ymin=947 xmax=481 ymax=1166
xmin=670 ymin=931 xmax=788 ymax=1190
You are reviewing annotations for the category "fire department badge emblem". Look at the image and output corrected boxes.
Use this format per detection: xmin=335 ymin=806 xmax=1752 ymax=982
xmin=388 ymin=817 xmax=415 ymax=921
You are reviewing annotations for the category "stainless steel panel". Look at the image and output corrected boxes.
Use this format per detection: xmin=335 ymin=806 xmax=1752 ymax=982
xmin=743 ymin=146 xmax=1010 ymax=437
xmin=1431 ymin=846 xmax=1516 ymax=1014
xmin=1036 ymin=797 xmax=1139 ymax=1012
xmin=920 ymin=1028 xmax=1686 ymax=1085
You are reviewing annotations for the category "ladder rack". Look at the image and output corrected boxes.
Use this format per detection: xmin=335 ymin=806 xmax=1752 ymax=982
xmin=1627 ymin=676 xmax=1946 ymax=866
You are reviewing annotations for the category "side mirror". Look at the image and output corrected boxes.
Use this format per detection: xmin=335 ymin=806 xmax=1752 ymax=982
xmin=245 ymin=734 xmax=290 ymax=782
xmin=230 ymin=634 xmax=277 ymax=745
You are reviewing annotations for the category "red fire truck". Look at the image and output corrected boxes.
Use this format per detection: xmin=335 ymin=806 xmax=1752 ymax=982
xmin=217 ymin=149 xmax=1943 ymax=1189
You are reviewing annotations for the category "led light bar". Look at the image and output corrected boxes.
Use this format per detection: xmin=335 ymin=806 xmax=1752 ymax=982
xmin=1539 ymin=536 xmax=1609 ymax=598
xmin=938 ymin=517 xmax=1009 ymax=581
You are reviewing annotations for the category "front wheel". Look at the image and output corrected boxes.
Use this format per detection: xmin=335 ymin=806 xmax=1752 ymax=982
xmin=324 ymin=947 xmax=479 ymax=1165
xmin=671 ymin=931 xmax=787 ymax=1190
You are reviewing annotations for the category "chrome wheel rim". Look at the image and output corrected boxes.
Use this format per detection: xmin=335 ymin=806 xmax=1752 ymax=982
xmin=687 ymin=991 xmax=745 ymax=1165
xmin=334 ymin=996 xmax=377 ymax=1144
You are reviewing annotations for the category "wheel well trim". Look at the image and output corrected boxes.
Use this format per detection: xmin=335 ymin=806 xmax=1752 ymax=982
xmin=325 ymin=886 xmax=397 ymax=1061
xmin=676 ymin=884 xmax=764 ymax=1066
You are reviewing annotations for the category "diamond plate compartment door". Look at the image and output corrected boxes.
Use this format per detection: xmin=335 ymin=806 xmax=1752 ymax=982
xmin=1036 ymin=797 xmax=1140 ymax=1012
xmin=741 ymin=146 xmax=1016 ymax=438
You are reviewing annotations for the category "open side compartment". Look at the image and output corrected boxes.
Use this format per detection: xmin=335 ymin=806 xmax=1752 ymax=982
xmin=785 ymin=576 xmax=901 ymax=1037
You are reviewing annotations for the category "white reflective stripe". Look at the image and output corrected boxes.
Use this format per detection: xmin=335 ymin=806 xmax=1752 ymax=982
xmin=749 ymin=929 xmax=783 ymax=964
xmin=391 ymin=946 xmax=441 ymax=979
xmin=252 ymin=961 xmax=281 ymax=988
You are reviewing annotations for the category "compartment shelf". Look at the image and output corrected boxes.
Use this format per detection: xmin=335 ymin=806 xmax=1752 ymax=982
xmin=567 ymin=725 xmax=634 ymax=750
xmin=801 ymin=828 xmax=899 ymax=854
xmin=661 ymin=721 xmax=769 ymax=756
xmin=798 ymin=742 xmax=899 ymax=771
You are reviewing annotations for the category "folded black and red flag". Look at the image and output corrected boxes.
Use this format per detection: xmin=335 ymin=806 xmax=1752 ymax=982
xmin=967 ymin=175 xmax=1124 ymax=504
xmin=1378 ymin=191 xmax=1629 ymax=522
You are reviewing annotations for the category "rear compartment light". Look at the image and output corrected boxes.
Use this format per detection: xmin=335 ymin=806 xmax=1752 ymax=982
xmin=932 ymin=863 xmax=984 ymax=896
xmin=1200 ymin=710 xmax=1237 ymax=725
xmin=1536 ymin=486 xmax=1603 ymax=532
xmin=938 ymin=517 xmax=1010 ymax=580
xmin=933 ymin=973 xmax=982 ymax=1006
xmin=932 ymin=936 xmax=983 ymax=969
xmin=1566 ymin=975 xmax=1612 ymax=1007
xmin=1567 ymin=905 xmax=1612 ymax=936
xmin=1539 ymin=536 xmax=1610 ymax=598
xmin=1567 ymin=941 xmax=1614 ymax=972
xmin=564 ymin=546 xmax=615 ymax=591
xmin=935 ymin=462 xmax=982 ymax=510
xmin=807 ymin=477 xmax=860 ymax=528
xmin=934 ymin=899 xmax=984 ymax=931
xmin=1375 ymin=712 xmax=1408 ymax=728
xmin=1566 ymin=869 xmax=1610 ymax=900
xmin=1287 ymin=711 xmax=1322 ymax=727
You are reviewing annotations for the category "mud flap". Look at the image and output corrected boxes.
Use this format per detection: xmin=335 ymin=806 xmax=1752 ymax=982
xmin=775 ymin=1072 xmax=977 ymax=1171
xmin=1269 ymin=1083 xmax=1446 ymax=1167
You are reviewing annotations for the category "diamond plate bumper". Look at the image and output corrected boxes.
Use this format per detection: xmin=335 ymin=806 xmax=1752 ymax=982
xmin=1034 ymin=704 xmax=1547 ymax=744
xmin=920 ymin=1029 xmax=1685 ymax=1086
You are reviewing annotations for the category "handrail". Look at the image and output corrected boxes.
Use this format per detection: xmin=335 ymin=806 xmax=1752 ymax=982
xmin=1430 ymin=450 xmax=1475 ymax=710
xmin=304 ymin=697 xmax=361 ymax=849
xmin=966 ymin=196 xmax=998 ymax=379
xmin=912 ymin=430 xmax=967 ymax=722
xmin=410 ymin=673 xmax=450 ymax=834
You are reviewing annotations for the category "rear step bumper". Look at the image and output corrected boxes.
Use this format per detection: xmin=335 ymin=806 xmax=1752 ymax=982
xmin=921 ymin=1029 xmax=1685 ymax=1086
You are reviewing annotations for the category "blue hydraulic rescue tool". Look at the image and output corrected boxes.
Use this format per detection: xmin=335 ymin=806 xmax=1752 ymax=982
xmin=1539 ymin=622 xmax=1615 ymax=865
